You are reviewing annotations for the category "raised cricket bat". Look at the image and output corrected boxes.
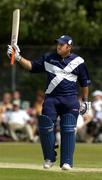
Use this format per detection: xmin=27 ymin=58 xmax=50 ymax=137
xmin=10 ymin=9 xmax=20 ymax=65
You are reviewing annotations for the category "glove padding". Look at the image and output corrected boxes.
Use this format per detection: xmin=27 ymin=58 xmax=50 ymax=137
xmin=80 ymin=101 xmax=91 ymax=115
xmin=7 ymin=44 xmax=21 ymax=61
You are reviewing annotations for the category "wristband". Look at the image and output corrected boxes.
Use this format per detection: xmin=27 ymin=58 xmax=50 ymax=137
xmin=16 ymin=55 xmax=22 ymax=62
xmin=82 ymin=97 xmax=88 ymax=102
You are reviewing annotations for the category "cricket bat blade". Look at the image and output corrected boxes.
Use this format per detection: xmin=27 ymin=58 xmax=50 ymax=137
xmin=10 ymin=9 xmax=20 ymax=65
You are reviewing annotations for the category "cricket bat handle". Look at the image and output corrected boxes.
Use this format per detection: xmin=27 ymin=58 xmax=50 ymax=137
xmin=10 ymin=48 xmax=15 ymax=65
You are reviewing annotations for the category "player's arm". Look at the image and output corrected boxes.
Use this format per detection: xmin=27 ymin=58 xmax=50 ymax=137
xmin=78 ymin=62 xmax=90 ymax=99
xmin=78 ymin=61 xmax=91 ymax=114
xmin=81 ymin=86 xmax=89 ymax=101
xmin=7 ymin=44 xmax=45 ymax=72
xmin=7 ymin=44 xmax=32 ymax=70
xmin=19 ymin=57 xmax=32 ymax=70
xmin=80 ymin=86 xmax=90 ymax=115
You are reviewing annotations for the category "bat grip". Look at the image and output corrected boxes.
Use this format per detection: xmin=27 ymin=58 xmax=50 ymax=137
xmin=10 ymin=48 xmax=15 ymax=65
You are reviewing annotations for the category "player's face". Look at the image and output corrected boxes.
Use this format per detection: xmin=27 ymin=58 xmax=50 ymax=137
xmin=57 ymin=43 xmax=71 ymax=57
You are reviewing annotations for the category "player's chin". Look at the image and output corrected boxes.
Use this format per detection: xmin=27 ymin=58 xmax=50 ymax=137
xmin=57 ymin=49 xmax=62 ymax=55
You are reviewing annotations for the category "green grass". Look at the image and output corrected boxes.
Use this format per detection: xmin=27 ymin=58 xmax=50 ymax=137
xmin=0 ymin=168 xmax=102 ymax=180
xmin=0 ymin=143 xmax=43 ymax=164
xmin=0 ymin=143 xmax=102 ymax=167
xmin=75 ymin=144 xmax=102 ymax=168
xmin=0 ymin=143 xmax=102 ymax=180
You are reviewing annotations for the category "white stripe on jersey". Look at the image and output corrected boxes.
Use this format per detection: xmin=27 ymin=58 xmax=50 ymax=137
xmin=45 ymin=56 xmax=84 ymax=94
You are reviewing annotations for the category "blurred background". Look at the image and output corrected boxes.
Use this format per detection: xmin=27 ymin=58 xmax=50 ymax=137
xmin=0 ymin=0 xmax=102 ymax=143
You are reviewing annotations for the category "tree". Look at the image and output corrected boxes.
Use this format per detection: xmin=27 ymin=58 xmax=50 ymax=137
xmin=0 ymin=0 xmax=102 ymax=46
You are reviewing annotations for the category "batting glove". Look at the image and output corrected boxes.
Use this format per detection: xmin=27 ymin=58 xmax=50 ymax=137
xmin=7 ymin=44 xmax=22 ymax=61
xmin=80 ymin=98 xmax=91 ymax=115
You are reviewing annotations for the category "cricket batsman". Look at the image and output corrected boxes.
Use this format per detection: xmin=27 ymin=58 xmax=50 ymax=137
xmin=7 ymin=35 xmax=91 ymax=170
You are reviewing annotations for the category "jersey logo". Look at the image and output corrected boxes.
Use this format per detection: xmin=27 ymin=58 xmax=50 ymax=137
xmin=50 ymin=59 xmax=58 ymax=63
xmin=44 ymin=56 xmax=84 ymax=94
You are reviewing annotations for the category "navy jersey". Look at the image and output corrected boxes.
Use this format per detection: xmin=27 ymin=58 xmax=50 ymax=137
xmin=30 ymin=52 xmax=90 ymax=96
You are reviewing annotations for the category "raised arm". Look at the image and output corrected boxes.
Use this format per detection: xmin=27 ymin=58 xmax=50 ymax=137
xmin=7 ymin=44 xmax=32 ymax=70
xmin=7 ymin=44 xmax=45 ymax=73
xmin=19 ymin=57 xmax=32 ymax=70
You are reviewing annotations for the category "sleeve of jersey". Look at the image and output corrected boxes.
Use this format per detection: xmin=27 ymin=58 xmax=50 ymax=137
xmin=78 ymin=63 xmax=91 ymax=87
xmin=30 ymin=55 xmax=45 ymax=73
